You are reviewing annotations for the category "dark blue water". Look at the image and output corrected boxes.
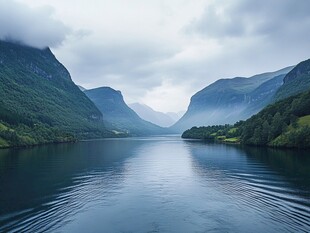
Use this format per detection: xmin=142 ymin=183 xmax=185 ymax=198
xmin=0 ymin=136 xmax=309 ymax=232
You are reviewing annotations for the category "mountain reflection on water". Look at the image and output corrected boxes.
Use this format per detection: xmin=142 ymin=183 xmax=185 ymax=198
xmin=0 ymin=137 xmax=309 ymax=233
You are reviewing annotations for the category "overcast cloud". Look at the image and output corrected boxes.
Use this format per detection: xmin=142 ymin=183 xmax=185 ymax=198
xmin=0 ymin=0 xmax=71 ymax=48
xmin=4 ymin=0 xmax=310 ymax=112
xmin=186 ymin=0 xmax=310 ymax=40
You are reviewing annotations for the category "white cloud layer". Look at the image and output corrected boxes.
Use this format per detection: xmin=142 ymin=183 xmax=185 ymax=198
xmin=0 ymin=0 xmax=71 ymax=48
xmin=4 ymin=0 xmax=310 ymax=112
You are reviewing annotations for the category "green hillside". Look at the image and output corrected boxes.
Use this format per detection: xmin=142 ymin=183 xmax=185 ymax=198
xmin=182 ymin=89 xmax=310 ymax=148
xmin=239 ymin=90 xmax=310 ymax=147
xmin=0 ymin=40 xmax=113 ymax=148
xmin=298 ymin=115 xmax=310 ymax=126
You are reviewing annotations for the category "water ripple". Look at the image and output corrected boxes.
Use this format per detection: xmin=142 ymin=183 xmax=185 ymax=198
xmin=0 ymin=138 xmax=309 ymax=233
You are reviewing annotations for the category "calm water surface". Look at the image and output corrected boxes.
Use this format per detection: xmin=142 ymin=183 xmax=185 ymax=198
xmin=0 ymin=136 xmax=309 ymax=232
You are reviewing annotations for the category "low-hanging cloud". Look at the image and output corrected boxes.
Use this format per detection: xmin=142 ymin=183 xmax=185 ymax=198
xmin=5 ymin=0 xmax=310 ymax=112
xmin=0 ymin=0 xmax=71 ymax=48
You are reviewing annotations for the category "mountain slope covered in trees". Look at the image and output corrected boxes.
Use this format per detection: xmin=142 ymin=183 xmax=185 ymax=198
xmin=0 ymin=40 xmax=113 ymax=148
xmin=182 ymin=89 xmax=310 ymax=148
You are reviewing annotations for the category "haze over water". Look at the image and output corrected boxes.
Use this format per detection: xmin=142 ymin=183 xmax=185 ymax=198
xmin=0 ymin=136 xmax=309 ymax=232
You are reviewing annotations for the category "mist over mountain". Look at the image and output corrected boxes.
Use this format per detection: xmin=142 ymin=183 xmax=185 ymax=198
xmin=85 ymin=87 xmax=169 ymax=136
xmin=166 ymin=111 xmax=185 ymax=122
xmin=0 ymin=0 xmax=70 ymax=49
xmin=171 ymin=66 xmax=294 ymax=132
xmin=182 ymin=57 xmax=310 ymax=148
xmin=0 ymin=40 xmax=112 ymax=147
xmin=129 ymin=103 xmax=177 ymax=127
xmin=0 ymin=37 xmax=308 ymax=147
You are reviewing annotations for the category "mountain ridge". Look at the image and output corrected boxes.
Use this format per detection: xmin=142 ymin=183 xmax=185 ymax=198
xmin=0 ymin=40 xmax=113 ymax=148
xmin=171 ymin=66 xmax=294 ymax=132
xmin=273 ymin=59 xmax=310 ymax=101
xmin=85 ymin=87 xmax=169 ymax=136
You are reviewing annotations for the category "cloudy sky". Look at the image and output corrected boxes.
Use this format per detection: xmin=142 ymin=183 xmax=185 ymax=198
xmin=1 ymin=0 xmax=310 ymax=112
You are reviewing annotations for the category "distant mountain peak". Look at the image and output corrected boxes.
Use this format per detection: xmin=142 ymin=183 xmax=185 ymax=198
xmin=129 ymin=102 xmax=177 ymax=128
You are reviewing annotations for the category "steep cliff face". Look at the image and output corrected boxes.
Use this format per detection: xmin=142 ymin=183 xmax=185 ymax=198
xmin=273 ymin=59 xmax=310 ymax=101
xmin=85 ymin=87 xmax=169 ymax=136
xmin=0 ymin=40 xmax=111 ymax=147
xmin=171 ymin=66 xmax=293 ymax=132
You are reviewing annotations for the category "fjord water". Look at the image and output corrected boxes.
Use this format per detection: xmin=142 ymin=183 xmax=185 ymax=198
xmin=0 ymin=137 xmax=309 ymax=233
